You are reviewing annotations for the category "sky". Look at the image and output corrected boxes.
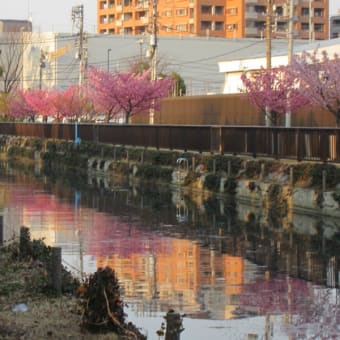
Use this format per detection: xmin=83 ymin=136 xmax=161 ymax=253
xmin=0 ymin=0 xmax=339 ymax=34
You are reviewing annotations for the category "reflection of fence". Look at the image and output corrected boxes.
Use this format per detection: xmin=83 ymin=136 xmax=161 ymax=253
xmin=0 ymin=123 xmax=339 ymax=163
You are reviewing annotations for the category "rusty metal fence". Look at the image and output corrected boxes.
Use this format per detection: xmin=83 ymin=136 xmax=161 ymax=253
xmin=0 ymin=123 xmax=339 ymax=163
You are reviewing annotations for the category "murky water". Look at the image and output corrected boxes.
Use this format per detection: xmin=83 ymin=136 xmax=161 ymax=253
xmin=0 ymin=163 xmax=339 ymax=339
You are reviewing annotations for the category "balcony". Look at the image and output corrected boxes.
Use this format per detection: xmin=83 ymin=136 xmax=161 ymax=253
xmin=245 ymin=27 xmax=260 ymax=35
xmin=139 ymin=16 xmax=149 ymax=24
xmin=245 ymin=12 xmax=259 ymax=19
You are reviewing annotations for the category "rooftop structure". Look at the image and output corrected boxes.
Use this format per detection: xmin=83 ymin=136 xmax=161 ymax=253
xmin=0 ymin=19 xmax=32 ymax=33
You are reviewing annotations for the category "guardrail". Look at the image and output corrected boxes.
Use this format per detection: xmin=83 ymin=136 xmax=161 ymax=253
xmin=0 ymin=122 xmax=339 ymax=163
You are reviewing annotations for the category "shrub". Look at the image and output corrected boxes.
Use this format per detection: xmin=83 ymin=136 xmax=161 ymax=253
xmin=204 ymin=174 xmax=220 ymax=191
xmin=78 ymin=267 xmax=146 ymax=338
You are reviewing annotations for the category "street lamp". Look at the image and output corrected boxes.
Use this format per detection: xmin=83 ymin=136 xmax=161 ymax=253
xmin=107 ymin=48 xmax=112 ymax=72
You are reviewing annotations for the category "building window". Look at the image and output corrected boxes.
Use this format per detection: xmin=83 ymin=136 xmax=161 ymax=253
xmin=100 ymin=1 xmax=108 ymax=9
xmin=314 ymin=8 xmax=324 ymax=17
xmin=254 ymin=21 xmax=265 ymax=29
xmin=123 ymin=12 xmax=133 ymax=21
xmin=227 ymin=23 xmax=237 ymax=31
xmin=189 ymin=24 xmax=194 ymax=33
xmin=201 ymin=5 xmax=212 ymax=15
xmin=254 ymin=5 xmax=266 ymax=14
xmin=176 ymin=24 xmax=187 ymax=32
xmin=274 ymin=6 xmax=284 ymax=16
xmin=123 ymin=27 xmax=132 ymax=34
xmin=215 ymin=21 xmax=224 ymax=30
xmin=100 ymin=15 xmax=108 ymax=24
xmin=301 ymin=7 xmax=309 ymax=16
xmin=314 ymin=23 xmax=324 ymax=32
xmin=201 ymin=21 xmax=211 ymax=30
xmin=163 ymin=9 xmax=172 ymax=16
xmin=176 ymin=8 xmax=187 ymax=16
xmin=136 ymin=10 xmax=147 ymax=19
xmin=190 ymin=8 xmax=194 ymax=18
xmin=301 ymin=23 xmax=309 ymax=31
xmin=226 ymin=7 xmax=237 ymax=15
xmin=215 ymin=6 xmax=224 ymax=15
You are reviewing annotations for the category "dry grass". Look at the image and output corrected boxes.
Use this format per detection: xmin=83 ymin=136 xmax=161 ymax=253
xmin=0 ymin=244 xmax=120 ymax=340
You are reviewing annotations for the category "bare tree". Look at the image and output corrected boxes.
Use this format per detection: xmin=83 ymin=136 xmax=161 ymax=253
xmin=0 ymin=32 xmax=29 ymax=94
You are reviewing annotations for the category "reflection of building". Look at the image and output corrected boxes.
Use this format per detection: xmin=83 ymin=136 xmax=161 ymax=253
xmin=97 ymin=238 xmax=244 ymax=319
xmin=97 ymin=0 xmax=329 ymax=40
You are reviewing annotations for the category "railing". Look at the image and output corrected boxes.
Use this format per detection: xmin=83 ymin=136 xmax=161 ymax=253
xmin=0 ymin=123 xmax=339 ymax=163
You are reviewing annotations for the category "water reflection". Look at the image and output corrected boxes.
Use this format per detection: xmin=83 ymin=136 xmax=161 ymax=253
xmin=0 ymin=163 xmax=339 ymax=339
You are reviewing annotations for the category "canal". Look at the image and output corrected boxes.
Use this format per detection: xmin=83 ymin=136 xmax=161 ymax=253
xmin=0 ymin=161 xmax=339 ymax=339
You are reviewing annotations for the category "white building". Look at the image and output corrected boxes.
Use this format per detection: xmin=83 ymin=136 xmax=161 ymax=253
xmin=218 ymin=37 xmax=340 ymax=94
xmin=330 ymin=14 xmax=340 ymax=39
xmin=19 ymin=33 xmax=307 ymax=95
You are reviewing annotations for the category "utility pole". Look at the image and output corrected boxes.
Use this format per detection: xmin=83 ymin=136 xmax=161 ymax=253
xmin=265 ymin=0 xmax=272 ymax=126
xmin=72 ymin=5 xmax=84 ymax=88
xmin=150 ymin=0 xmax=157 ymax=82
xmin=149 ymin=0 xmax=157 ymax=124
xmin=72 ymin=5 xmax=84 ymax=143
xmin=266 ymin=0 xmax=272 ymax=70
xmin=309 ymin=0 xmax=314 ymax=43
xmin=286 ymin=0 xmax=295 ymax=128
xmin=287 ymin=0 xmax=294 ymax=65
xmin=107 ymin=48 xmax=111 ymax=72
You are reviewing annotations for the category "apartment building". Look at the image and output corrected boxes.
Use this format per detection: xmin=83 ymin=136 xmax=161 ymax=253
xmin=330 ymin=13 xmax=340 ymax=38
xmin=97 ymin=0 xmax=329 ymax=40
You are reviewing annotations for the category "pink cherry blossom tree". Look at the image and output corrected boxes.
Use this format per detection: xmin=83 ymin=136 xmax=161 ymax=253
xmin=289 ymin=50 xmax=340 ymax=126
xmin=51 ymin=86 xmax=93 ymax=122
xmin=241 ymin=66 xmax=310 ymax=126
xmin=8 ymin=90 xmax=37 ymax=121
xmin=86 ymin=67 xmax=120 ymax=122
xmin=23 ymin=89 xmax=55 ymax=122
xmin=111 ymin=70 xmax=173 ymax=123
xmin=87 ymin=67 xmax=173 ymax=123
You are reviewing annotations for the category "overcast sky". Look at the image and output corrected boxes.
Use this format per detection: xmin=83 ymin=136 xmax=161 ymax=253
xmin=0 ymin=0 xmax=339 ymax=33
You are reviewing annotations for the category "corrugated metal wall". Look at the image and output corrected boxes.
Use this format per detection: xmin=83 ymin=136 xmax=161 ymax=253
xmin=131 ymin=94 xmax=336 ymax=127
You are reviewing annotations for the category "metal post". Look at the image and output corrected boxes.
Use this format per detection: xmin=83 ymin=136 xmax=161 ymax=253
xmin=285 ymin=0 xmax=294 ymax=127
xmin=165 ymin=310 xmax=184 ymax=340
xmin=51 ymin=247 xmax=62 ymax=295
xmin=0 ymin=216 xmax=3 ymax=247
xmin=107 ymin=48 xmax=111 ymax=72
xmin=265 ymin=0 xmax=272 ymax=126
xmin=149 ymin=0 xmax=157 ymax=124
xmin=266 ymin=0 xmax=272 ymax=70
xmin=309 ymin=0 xmax=313 ymax=43
xmin=141 ymin=150 xmax=144 ymax=164
xmin=322 ymin=169 xmax=327 ymax=192
xmin=289 ymin=166 xmax=294 ymax=187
